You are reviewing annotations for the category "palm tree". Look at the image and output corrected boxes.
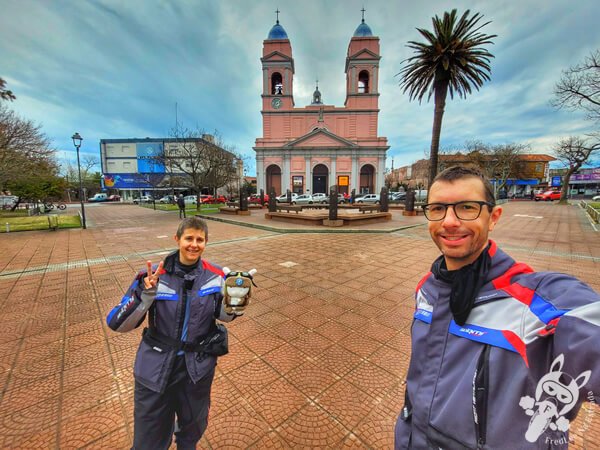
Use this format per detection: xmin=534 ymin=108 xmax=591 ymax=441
xmin=398 ymin=9 xmax=496 ymax=186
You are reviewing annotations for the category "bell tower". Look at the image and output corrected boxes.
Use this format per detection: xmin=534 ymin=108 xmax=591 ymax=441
xmin=261 ymin=10 xmax=295 ymax=111
xmin=344 ymin=9 xmax=380 ymax=109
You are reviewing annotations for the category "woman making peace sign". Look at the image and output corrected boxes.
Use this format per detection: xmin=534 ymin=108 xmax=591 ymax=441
xmin=107 ymin=217 xmax=248 ymax=449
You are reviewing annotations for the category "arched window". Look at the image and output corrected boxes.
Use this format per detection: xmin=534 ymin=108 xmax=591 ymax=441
xmin=358 ymin=70 xmax=369 ymax=93
xmin=271 ymin=72 xmax=283 ymax=95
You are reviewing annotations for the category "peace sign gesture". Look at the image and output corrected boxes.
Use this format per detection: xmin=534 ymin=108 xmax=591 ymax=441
xmin=143 ymin=260 xmax=164 ymax=290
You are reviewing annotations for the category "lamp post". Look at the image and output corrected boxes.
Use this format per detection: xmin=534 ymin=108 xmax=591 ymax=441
xmin=71 ymin=132 xmax=87 ymax=229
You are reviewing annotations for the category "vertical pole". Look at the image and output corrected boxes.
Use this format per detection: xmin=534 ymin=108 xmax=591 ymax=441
xmin=76 ymin=145 xmax=87 ymax=229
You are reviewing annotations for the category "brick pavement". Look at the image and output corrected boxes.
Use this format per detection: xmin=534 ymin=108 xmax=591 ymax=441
xmin=0 ymin=201 xmax=598 ymax=449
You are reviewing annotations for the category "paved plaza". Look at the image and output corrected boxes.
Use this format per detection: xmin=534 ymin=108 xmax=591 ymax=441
xmin=0 ymin=201 xmax=599 ymax=449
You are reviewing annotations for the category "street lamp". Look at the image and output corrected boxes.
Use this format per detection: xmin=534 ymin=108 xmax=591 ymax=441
xmin=71 ymin=132 xmax=87 ymax=229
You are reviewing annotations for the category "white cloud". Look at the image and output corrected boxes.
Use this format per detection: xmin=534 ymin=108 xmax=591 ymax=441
xmin=0 ymin=0 xmax=599 ymax=175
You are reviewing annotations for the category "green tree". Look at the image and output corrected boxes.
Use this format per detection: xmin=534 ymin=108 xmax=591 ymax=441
xmin=398 ymin=9 xmax=496 ymax=186
xmin=0 ymin=105 xmax=62 ymax=207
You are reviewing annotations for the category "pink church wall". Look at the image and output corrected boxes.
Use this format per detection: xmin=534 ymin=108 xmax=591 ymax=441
xmin=291 ymin=157 xmax=305 ymax=171
xmin=337 ymin=158 xmax=352 ymax=172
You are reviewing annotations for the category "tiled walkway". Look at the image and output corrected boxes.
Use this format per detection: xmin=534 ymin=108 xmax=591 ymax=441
xmin=0 ymin=201 xmax=598 ymax=448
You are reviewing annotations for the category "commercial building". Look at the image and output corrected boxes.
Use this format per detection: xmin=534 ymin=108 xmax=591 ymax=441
xmin=254 ymin=14 xmax=389 ymax=196
xmin=389 ymin=153 xmax=556 ymax=197
xmin=99 ymin=136 xmax=242 ymax=200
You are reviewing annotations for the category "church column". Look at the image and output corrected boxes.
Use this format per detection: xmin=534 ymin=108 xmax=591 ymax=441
xmin=351 ymin=154 xmax=359 ymax=193
xmin=305 ymin=155 xmax=311 ymax=193
xmin=331 ymin=156 xmax=337 ymax=192
xmin=377 ymin=155 xmax=385 ymax=192
xmin=282 ymin=152 xmax=290 ymax=194
xmin=256 ymin=154 xmax=264 ymax=193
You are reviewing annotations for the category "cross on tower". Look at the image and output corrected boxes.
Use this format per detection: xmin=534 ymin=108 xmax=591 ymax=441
xmin=361 ymin=7 xmax=366 ymax=23
xmin=275 ymin=8 xmax=280 ymax=24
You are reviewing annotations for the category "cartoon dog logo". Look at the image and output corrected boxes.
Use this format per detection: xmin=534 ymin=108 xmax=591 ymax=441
xmin=519 ymin=354 xmax=591 ymax=442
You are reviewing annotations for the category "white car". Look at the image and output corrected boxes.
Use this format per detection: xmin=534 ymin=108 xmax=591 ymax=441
xmin=132 ymin=195 xmax=153 ymax=204
xmin=592 ymin=195 xmax=600 ymax=202
xmin=276 ymin=192 xmax=298 ymax=203
xmin=183 ymin=195 xmax=198 ymax=205
xmin=311 ymin=193 xmax=328 ymax=203
xmin=291 ymin=194 xmax=314 ymax=205
xmin=356 ymin=193 xmax=380 ymax=204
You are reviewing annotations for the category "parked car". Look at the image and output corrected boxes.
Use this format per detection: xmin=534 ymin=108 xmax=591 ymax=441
xmin=291 ymin=194 xmax=314 ymax=205
xmin=107 ymin=194 xmax=121 ymax=202
xmin=388 ymin=192 xmax=406 ymax=202
xmin=183 ymin=195 xmax=197 ymax=205
xmin=248 ymin=194 xmax=269 ymax=204
xmin=158 ymin=195 xmax=175 ymax=204
xmin=88 ymin=193 xmax=108 ymax=202
xmin=133 ymin=195 xmax=153 ymax=204
xmin=311 ymin=193 xmax=328 ymax=203
xmin=535 ymin=190 xmax=561 ymax=201
xmin=276 ymin=192 xmax=299 ymax=203
xmin=324 ymin=193 xmax=346 ymax=204
xmin=356 ymin=193 xmax=380 ymax=204
xmin=593 ymin=195 xmax=600 ymax=202
xmin=206 ymin=195 xmax=227 ymax=204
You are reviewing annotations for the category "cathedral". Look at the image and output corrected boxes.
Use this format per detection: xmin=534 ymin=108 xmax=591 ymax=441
xmin=254 ymin=12 xmax=389 ymax=196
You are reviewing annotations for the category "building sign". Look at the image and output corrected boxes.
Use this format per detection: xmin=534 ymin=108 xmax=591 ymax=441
xmin=292 ymin=176 xmax=303 ymax=186
xmin=103 ymin=173 xmax=165 ymax=189
xmin=338 ymin=175 xmax=349 ymax=186
xmin=136 ymin=142 xmax=165 ymax=173
xmin=551 ymin=176 xmax=562 ymax=187
xmin=569 ymin=168 xmax=600 ymax=184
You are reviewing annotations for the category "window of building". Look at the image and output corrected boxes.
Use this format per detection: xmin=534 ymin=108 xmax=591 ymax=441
xmin=358 ymin=70 xmax=369 ymax=93
xmin=535 ymin=163 xmax=542 ymax=172
xmin=271 ymin=72 xmax=283 ymax=95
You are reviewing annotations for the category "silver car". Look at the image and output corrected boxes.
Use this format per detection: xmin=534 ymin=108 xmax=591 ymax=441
xmin=311 ymin=193 xmax=328 ymax=203
xmin=291 ymin=194 xmax=314 ymax=205
xmin=276 ymin=192 xmax=298 ymax=203
xmin=355 ymin=193 xmax=380 ymax=204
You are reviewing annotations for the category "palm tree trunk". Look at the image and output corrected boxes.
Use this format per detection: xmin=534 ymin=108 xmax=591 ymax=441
xmin=428 ymin=80 xmax=449 ymax=186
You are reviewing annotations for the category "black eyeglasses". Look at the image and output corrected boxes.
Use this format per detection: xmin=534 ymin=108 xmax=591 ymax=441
xmin=422 ymin=201 xmax=494 ymax=221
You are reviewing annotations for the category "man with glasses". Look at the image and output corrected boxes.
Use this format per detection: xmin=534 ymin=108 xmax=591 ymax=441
xmin=395 ymin=166 xmax=600 ymax=449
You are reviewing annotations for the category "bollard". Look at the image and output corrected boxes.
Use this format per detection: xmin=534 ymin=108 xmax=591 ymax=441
xmin=5 ymin=222 xmax=9 ymax=233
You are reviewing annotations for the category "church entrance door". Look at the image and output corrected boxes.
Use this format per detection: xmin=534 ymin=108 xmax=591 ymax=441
xmin=312 ymin=164 xmax=328 ymax=194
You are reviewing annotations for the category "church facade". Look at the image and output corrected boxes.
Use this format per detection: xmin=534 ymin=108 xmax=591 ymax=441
xmin=254 ymin=15 xmax=389 ymax=196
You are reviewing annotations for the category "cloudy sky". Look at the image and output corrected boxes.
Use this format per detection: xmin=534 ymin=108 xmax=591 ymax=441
xmin=1 ymin=0 xmax=599 ymax=175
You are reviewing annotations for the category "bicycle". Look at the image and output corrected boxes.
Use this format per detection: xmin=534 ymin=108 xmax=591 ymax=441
xmin=44 ymin=201 xmax=67 ymax=211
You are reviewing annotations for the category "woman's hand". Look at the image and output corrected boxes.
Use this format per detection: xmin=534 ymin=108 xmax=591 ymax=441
xmin=143 ymin=260 xmax=164 ymax=290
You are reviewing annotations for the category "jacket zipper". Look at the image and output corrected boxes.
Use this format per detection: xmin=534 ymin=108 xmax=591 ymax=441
xmin=473 ymin=345 xmax=490 ymax=449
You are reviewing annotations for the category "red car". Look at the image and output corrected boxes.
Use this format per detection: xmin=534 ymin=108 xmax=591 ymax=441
xmin=205 ymin=195 xmax=227 ymax=204
xmin=248 ymin=194 xmax=269 ymax=204
xmin=535 ymin=190 xmax=561 ymax=201
xmin=107 ymin=194 xmax=121 ymax=202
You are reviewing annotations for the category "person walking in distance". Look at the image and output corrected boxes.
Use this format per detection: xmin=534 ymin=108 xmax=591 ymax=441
xmin=177 ymin=194 xmax=186 ymax=218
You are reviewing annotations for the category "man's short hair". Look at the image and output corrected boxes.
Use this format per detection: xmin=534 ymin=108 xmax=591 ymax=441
xmin=430 ymin=165 xmax=496 ymax=205
xmin=176 ymin=217 xmax=209 ymax=240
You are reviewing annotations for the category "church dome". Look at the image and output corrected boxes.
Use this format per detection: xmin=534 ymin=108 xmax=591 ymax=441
xmin=353 ymin=21 xmax=373 ymax=37
xmin=267 ymin=22 xmax=288 ymax=40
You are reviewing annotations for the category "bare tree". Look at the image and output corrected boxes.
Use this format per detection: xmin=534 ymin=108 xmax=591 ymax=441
xmin=553 ymin=136 xmax=600 ymax=204
xmin=159 ymin=126 xmax=241 ymax=208
xmin=0 ymin=78 xmax=16 ymax=102
xmin=552 ymin=50 xmax=600 ymax=123
xmin=464 ymin=141 xmax=526 ymax=195
xmin=0 ymin=105 xmax=55 ymax=195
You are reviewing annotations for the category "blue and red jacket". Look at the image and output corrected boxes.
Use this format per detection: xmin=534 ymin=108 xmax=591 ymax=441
xmin=106 ymin=251 xmax=233 ymax=393
xmin=395 ymin=240 xmax=600 ymax=449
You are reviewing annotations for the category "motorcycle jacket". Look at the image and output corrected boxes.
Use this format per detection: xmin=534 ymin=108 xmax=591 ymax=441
xmin=106 ymin=251 xmax=235 ymax=393
xmin=395 ymin=240 xmax=600 ymax=449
